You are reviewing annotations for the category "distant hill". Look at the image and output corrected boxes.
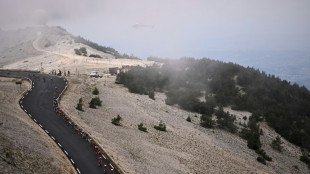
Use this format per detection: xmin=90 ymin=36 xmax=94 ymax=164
xmin=0 ymin=25 xmax=140 ymax=67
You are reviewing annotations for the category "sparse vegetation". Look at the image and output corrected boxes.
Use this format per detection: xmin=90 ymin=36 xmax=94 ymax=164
xmin=200 ymin=114 xmax=215 ymax=128
xmin=215 ymin=107 xmax=237 ymax=133
xmin=240 ymin=115 xmax=262 ymax=150
xmin=154 ymin=121 xmax=166 ymax=131
xmin=138 ymin=123 xmax=147 ymax=132
xmin=92 ymin=87 xmax=99 ymax=95
xmin=271 ymin=136 xmax=283 ymax=152
xmin=74 ymin=36 xmax=140 ymax=59
xmin=15 ymin=80 xmax=22 ymax=85
xmin=148 ymin=90 xmax=155 ymax=100
xmin=186 ymin=116 xmax=191 ymax=122
xmin=74 ymin=47 xmax=87 ymax=56
xmin=76 ymin=98 xmax=84 ymax=111
xmin=300 ymin=149 xmax=310 ymax=168
xmin=257 ymin=156 xmax=266 ymax=165
xmin=89 ymin=97 xmax=102 ymax=108
xmin=255 ymin=149 xmax=272 ymax=161
xmin=112 ymin=115 xmax=122 ymax=126
xmin=116 ymin=57 xmax=310 ymax=151
xmin=89 ymin=54 xmax=102 ymax=58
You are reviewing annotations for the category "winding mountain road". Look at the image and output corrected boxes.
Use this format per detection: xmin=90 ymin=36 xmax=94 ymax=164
xmin=0 ymin=70 xmax=119 ymax=174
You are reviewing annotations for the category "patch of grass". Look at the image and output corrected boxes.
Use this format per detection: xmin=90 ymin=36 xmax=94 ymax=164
xmin=23 ymin=60 xmax=28 ymax=63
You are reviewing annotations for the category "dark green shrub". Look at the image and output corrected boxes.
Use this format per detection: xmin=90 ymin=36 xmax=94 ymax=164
xmin=89 ymin=54 xmax=102 ymax=58
xmin=74 ymin=49 xmax=81 ymax=55
xmin=154 ymin=121 xmax=166 ymax=131
xmin=256 ymin=149 xmax=272 ymax=161
xmin=76 ymin=98 xmax=84 ymax=111
xmin=200 ymin=116 xmax=215 ymax=128
xmin=112 ymin=115 xmax=122 ymax=126
xmin=271 ymin=136 xmax=283 ymax=152
xmin=92 ymin=87 xmax=99 ymax=95
xmin=148 ymin=90 xmax=155 ymax=100
xmin=89 ymin=97 xmax=102 ymax=108
xmin=138 ymin=123 xmax=147 ymax=132
xmin=186 ymin=116 xmax=191 ymax=122
xmin=15 ymin=80 xmax=22 ymax=85
xmin=257 ymin=156 xmax=266 ymax=165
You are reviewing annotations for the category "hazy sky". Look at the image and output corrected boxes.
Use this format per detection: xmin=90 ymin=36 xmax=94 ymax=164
xmin=1 ymin=0 xmax=310 ymax=59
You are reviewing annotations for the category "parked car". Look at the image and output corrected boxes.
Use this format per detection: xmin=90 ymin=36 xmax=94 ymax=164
xmin=90 ymin=71 xmax=100 ymax=78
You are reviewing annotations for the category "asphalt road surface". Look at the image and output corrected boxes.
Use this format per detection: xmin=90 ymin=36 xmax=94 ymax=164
xmin=0 ymin=70 xmax=119 ymax=174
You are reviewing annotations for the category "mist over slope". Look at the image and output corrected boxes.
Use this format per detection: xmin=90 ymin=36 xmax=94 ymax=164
xmin=204 ymin=50 xmax=310 ymax=90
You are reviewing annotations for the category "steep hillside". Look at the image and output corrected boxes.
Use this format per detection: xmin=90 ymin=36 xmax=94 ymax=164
xmin=60 ymin=75 xmax=309 ymax=174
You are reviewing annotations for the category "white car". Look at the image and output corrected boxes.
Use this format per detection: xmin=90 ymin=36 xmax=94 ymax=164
xmin=90 ymin=71 xmax=99 ymax=78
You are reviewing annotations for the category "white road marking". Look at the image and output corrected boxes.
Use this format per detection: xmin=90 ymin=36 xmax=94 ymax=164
xmin=21 ymin=105 xmax=23 ymax=108
xmin=39 ymin=124 xmax=42 ymax=128
xmin=77 ymin=168 xmax=81 ymax=174
xmin=45 ymin=130 xmax=49 ymax=134
xmin=28 ymin=114 xmax=32 ymax=117
xmin=51 ymin=136 xmax=55 ymax=140
xmin=26 ymin=92 xmax=28 ymax=95
xmin=70 ymin=159 xmax=74 ymax=164
xmin=29 ymin=89 xmax=32 ymax=91
xmin=24 ymin=109 xmax=27 ymax=112
xmin=33 ymin=119 xmax=37 ymax=122
xmin=102 ymin=155 xmax=106 ymax=159
xmin=58 ymin=143 xmax=62 ymax=147
xmin=64 ymin=150 xmax=68 ymax=156
xmin=110 ymin=164 xmax=114 ymax=169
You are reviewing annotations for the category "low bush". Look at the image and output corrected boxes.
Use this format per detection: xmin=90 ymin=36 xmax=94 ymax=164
xmin=112 ymin=115 xmax=122 ymax=126
xmin=138 ymin=123 xmax=147 ymax=132
xmin=271 ymin=136 xmax=283 ymax=152
xmin=186 ymin=116 xmax=191 ymax=122
xmin=257 ymin=156 xmax=266 ymax=165
xmin=89 ymin=97 xmax=102 ymax=108
xmin=76 ymin=98 xmax=84 ymax=111
xmin=154 ymin=121 xmax=166 ymax=131
xmin=92 ymin=87 xmax=99 ymax=95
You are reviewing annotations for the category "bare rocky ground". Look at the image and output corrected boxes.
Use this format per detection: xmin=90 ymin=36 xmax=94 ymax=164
xmin=60 ymin=75 xmax=309 ymax=174
xmin=0 ymin=77 xmax=76 ymax=174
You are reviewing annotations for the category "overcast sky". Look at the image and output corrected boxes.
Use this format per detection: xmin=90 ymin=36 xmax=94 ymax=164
xmin=1 ymin=0 xmax=310 ymax=59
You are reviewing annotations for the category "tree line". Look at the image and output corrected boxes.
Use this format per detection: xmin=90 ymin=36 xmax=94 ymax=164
xmin=116 ymin=57 xmax=310 ymax=152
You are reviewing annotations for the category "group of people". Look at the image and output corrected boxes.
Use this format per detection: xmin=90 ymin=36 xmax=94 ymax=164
xmin=50 ymin=69 xmax=70 ymax=76
xmin=52 ymin=97 xmax=114 ymax=173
